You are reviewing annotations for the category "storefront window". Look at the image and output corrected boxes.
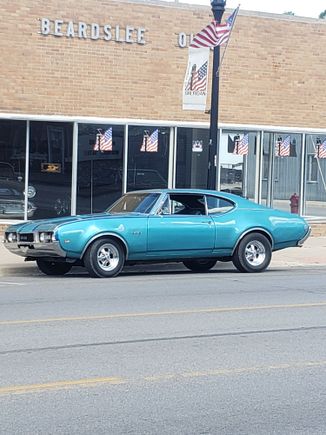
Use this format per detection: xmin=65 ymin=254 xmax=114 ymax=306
xmin=77 ymin=124 xmax=124 ymax=214
xmin=261 ymin=132 xmax=301 ymax=213
xmin=127 ymin=126 xmax=169 ymax=191
xmin=176 ymin=128 xmax=209 ymax=189
xmin=0 ymin=120 xmax=27 ymax=220
xmin=304 ymin=134 xmax=326 ymax=218
xmin=219 ymin=130 xmax=256 ymax=199
xmin=29 ymin=121 xmax=73 ymax=219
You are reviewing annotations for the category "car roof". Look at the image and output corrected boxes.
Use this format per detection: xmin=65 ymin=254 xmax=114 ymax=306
xmin=125 ymin=188 xmax=249 ymax=204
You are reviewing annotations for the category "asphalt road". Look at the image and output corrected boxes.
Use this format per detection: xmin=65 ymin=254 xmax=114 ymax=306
xmin=0 ymin=264 xmax=326 ymax=434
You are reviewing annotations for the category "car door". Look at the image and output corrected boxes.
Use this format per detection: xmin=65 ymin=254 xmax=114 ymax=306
xmin=146 ymin=193 xmax=215 ymax=258
xmin=205 ymin=194 xmax=238 ymax=255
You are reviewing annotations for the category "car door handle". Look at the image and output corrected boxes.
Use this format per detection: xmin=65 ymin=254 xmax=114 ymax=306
xmin=202 ymin=221 xmax=212 ymax=224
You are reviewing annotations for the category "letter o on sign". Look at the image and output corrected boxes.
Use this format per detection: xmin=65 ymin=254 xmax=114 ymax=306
xmin=178 ymin=32 xmax=187 ymax=48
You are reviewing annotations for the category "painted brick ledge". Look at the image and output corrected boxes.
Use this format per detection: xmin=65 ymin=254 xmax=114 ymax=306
xmin=1 ymin=223 xmax=326 ymax=237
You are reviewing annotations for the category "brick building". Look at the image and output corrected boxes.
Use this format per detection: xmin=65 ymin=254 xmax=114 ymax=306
xmin=1 ymin=0 xmax=326 ymax=221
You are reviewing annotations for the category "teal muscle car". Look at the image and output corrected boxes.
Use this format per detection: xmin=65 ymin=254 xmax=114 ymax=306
xmin=3 ymin=189 xmax=311 ymax=278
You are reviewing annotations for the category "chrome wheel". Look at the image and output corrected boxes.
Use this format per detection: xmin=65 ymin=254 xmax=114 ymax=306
xmin=84 ymin=237 xmax=125 ymax=278
xmin=97 ymin=243 xmax=120 ymax=272
xmin=232 ymin=232 xmax=272 ymax=273
xmin=244 ymin=240 xmax=266 ymax=267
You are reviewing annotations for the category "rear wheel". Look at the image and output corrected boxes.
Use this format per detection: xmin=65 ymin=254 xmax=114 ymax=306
xmin=232 ymin=233 xmax=272 ymax=273
xmin=183 ymin=259 xmax=217 ymax=272
xmin=84 ymin=238 xmax=125 ymax=278
xmin=36 ymin=259 xmax=72 ymax=276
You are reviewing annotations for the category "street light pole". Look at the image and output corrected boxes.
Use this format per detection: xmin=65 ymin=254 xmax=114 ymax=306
xmin=207 ymin=0 xmax=226 ymax=190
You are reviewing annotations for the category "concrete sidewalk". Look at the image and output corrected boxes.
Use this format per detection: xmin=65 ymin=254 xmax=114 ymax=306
xmin=1 ymin=237 xmax=326 ymax=277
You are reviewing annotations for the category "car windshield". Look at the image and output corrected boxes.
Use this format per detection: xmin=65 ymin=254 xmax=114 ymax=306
xmin=0 ymin=163 xmax=15 ymax=179
xmin=107 ymin=192 xmax=160 ymax=214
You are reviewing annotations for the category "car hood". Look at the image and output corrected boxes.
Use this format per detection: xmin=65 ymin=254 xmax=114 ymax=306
xmin=5 ymin=212 xmax=145 ymax=232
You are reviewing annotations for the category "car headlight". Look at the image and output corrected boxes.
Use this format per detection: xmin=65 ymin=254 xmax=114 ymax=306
xmin=27 ymin=185 xmax=36 ymax=198
xmin=39 ymin=232 xmax=55 ymax=243
xmin=23 ymin=185 xmax=36 ymax=199
xmin=6 ymin=232 xmax=17 ymax=243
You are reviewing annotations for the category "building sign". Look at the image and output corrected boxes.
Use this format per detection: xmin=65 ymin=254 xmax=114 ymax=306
xmin=41 ymin=163 xmax=62 ymax=173
xmin=40 ymin=18 xmax=146 ymax=44
xmin=178 ymin=33 xmax=194 ymax=48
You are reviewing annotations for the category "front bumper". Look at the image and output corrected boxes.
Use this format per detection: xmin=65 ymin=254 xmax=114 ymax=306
xmin=297 ymin=226 xmax=311 ymax=247
xmin=3 ymin=240 xmax=66 ymax=259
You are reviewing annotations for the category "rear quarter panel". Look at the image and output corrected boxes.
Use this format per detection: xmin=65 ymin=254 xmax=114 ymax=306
xmin=236 ymin=208 xmax=308 ymax=250
xmin=211 ymin=206 xmax=308 ymax=253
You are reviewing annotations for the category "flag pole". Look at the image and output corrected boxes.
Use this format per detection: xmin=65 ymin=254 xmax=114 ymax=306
xmin=218 ymin=5 xmax=240 ymax=72
xmin=207 ymin=0 xmax=226 ymax=190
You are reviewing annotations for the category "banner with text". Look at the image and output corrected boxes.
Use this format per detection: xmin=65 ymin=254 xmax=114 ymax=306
xmin=183 ymin=47 xmax=209 ymax=111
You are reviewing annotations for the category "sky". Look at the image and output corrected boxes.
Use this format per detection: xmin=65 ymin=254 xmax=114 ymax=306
xmin=175 ymin=0 xmax=326 ymax=19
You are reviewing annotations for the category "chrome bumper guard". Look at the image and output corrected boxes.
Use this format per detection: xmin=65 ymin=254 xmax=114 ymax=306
xmin=297 ymin=226 xmax=311 ymax=247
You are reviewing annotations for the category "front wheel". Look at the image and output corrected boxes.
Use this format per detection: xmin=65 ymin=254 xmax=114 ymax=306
xmin=84 ymin=238 xmax=125 ymax=278
xmin=36 ymin=259 xmax=72 ymax=276
xmin=183 ymin=259 xmax=217 ymax=272
xmin=232 ymin=233 xmax=272 ymax=273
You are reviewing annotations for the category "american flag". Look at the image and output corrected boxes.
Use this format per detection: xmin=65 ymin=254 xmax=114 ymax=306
xmin=315 ymin=138 xmax=326 ymax=159
xmin=94 ymin=128 xmax=113 ymax=151
xmin=275 ymin=136 xmax=290 ymax=157
xmin=190 ymin=6 xmax=239 ymax=49
xmin=186 ymin=61 xmax=208 ymax=91
xmin=233 ymin=133 xmax=249 ymax=155
xmin=140 ymin=129 xmax=159 ymax=153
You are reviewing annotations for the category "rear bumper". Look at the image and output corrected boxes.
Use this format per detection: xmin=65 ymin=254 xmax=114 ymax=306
xmin=297 ymin=226 xmax=311 ymax=247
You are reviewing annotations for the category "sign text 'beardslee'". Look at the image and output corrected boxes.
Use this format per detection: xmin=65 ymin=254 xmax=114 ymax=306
xmin=40 ymin=18 xmax=146 ymax=44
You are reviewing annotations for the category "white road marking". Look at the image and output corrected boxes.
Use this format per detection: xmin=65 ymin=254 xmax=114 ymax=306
xmin=0 ymin=281 xmax=26 ymax=286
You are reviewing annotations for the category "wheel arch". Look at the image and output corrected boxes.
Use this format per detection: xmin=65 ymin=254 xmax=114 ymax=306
xmin=232 ymin=228 xmax=274 ymax=255
xmin=80 ymin=233 xmax=129 ymax=260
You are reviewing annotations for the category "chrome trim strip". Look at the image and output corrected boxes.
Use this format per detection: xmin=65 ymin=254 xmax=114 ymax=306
xmin=297 ymin=226 xmax=311 ymax=247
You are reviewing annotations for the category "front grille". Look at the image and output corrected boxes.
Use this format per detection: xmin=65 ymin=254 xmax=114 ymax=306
xmin=18 ymin=233 xmax=34 ymax=243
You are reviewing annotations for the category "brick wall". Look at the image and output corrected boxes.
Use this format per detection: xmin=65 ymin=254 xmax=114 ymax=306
xmin=1 ymin=0 xmax=326 ymax=128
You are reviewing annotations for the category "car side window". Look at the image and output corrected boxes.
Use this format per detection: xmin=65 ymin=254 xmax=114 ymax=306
xmin=170 ymin=194 xmax=206 ymax=215
xmin=206 ymin=195 xmax=234 ymax=215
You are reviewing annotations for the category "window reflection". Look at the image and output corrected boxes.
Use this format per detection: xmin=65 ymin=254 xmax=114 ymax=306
xmin=176 ymin=128 xmax=209 ymax=189
xmin=0 ymin=120 xmax=28 ymax=220
xmin=127 ymin=126 xmax=169 ymax=191
xmin=29 ymin=122 xmax=73 ymax=219
xmin=77 ymin=124 xmax=124 ymax=214
xmin=220 ymin=131 xmax=255 ymax=199
xmin=261 ymin=132 xmax=301 ymax=212
xmin=304 ymin=134 xmax=326 ymax=218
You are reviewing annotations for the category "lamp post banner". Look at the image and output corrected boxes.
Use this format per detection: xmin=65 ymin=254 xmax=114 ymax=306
xmin=182 ymin=47 xmax=210 ymax=111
